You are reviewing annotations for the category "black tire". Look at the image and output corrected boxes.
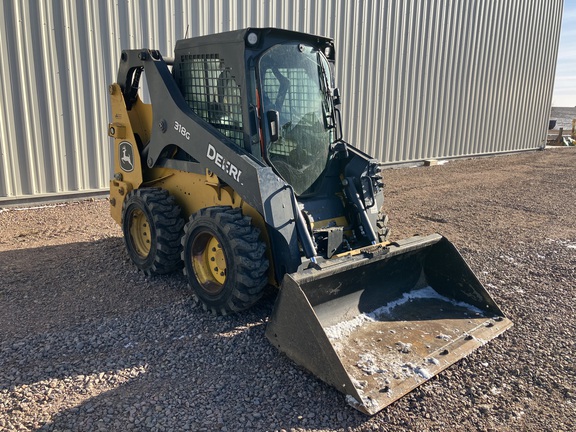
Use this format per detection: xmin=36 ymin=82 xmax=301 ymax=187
xmin=181 ymin=206 xmax=269 ymax=315
xmin=377 ymin=209 xmax=391 ymax=242
xmin=121 ymin=188 xmax=184 ymax=276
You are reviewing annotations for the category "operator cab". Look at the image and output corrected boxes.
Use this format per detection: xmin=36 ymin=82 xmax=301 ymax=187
xmin=172 ymin=28 xmax=384 ymax=257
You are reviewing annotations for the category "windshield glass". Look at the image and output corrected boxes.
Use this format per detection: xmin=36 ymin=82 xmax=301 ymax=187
xmin=259 ymin=44 xmax=334 ymax=195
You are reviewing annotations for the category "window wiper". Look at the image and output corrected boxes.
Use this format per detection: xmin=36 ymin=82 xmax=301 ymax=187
xmin=317 ymin=53 xmax=332 ymax=98
xmin=317 ymin=53 xmax=336 ymax=132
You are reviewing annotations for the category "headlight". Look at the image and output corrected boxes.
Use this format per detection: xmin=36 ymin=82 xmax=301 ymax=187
xmin=246 ymin=32 xmax=259 ymax=46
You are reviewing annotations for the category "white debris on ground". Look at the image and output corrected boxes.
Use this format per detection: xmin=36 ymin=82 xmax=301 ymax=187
xmin=560 ymin=239 xmax=576 ymax=249
xmin=544 ymin=238 xmax=576 ymax=250
xmin=0 ymin=203 xmax=68 ymax=213
xmin=499 ymin=255 xmax=516 ymax=263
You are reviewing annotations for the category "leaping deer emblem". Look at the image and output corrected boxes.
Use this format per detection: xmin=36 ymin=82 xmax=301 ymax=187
xmin=121 ymin=146 xmax=133 ymax=171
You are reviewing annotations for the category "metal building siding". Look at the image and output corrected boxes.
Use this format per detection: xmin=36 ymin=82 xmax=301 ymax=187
xmin=0 ymin=0 xmax=563 ymax=201
xmin=339 ymin=0 xmax=564 ymax=163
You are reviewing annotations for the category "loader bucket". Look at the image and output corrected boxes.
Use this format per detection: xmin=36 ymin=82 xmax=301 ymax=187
xmin=266 ymin=234 xmax=512 ymax=415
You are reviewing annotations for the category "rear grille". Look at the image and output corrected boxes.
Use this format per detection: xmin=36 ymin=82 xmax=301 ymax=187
xmin=178 ymin=54 xmax=243 ymax=146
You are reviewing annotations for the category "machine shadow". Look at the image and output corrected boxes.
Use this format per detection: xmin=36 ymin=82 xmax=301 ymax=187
xmin=0 ymin=240 xmax=369 ymax=431
xmin=0 ymin=237 xmax=188 ymax=342
xmin=40 ymin=305 xmax=369 ymax=431
xmin=0 ymin=238 xmax=191 ymax=388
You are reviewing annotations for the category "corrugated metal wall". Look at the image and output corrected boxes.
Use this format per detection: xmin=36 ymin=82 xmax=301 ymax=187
xmin=0 ymin=0 xmax=563 ymax=201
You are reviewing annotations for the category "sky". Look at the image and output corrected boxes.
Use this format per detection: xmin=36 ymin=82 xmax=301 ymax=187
xmin=552 ymin=1 xmax=576 ymax=107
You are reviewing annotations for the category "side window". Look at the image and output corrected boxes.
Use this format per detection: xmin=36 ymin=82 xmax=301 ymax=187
xmin=217 ymin=70 xmax=243 ymax=144
xmin=261 ymin=66 xmax=320 ymax=156
xmin=179 ymin=54 xmax=244 ymax=147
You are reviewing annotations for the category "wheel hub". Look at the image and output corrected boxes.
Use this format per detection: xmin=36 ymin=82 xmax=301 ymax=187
xmin=192 ymin=231 xmax=227 ymax=293
xmin=129 ymin=208 xmax=151 ymax=257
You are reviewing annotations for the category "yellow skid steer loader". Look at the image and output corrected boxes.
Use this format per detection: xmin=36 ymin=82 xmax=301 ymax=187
xmin=108 ymin=28 xmax=512 ymax=414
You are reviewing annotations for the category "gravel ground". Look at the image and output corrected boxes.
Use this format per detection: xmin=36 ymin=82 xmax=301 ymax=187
xmin=1 ymin=148 xmax=575 ymax=431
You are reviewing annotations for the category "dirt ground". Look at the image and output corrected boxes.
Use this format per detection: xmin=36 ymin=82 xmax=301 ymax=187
xmin=0 ymin=148 xmax=575 ymax=431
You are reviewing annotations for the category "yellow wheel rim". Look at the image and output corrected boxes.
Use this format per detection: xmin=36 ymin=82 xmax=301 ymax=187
xmin=192 ymin=232 xmax=227 ymax=293
xmin=129 ymin=208 xmax=151 ymax=258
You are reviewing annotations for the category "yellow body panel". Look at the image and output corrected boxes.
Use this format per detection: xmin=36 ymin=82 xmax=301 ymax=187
xmin=109 ymin=179 xmax=133 ymax=223
xmin=108 ymin=83 xmax=275 ymax=283
xmin=144 ymin=167 xmax=276 ymax=284
xmin=108 ymin=83 xmax=152 ymax=224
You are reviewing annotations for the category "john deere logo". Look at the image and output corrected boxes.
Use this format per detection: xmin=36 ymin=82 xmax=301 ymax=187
xmin=119 ymin=141 xmax=134 ymax=172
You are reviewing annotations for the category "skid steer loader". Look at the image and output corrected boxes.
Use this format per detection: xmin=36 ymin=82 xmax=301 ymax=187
xmin=108 ymin=28 xmax=512 ymax=414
